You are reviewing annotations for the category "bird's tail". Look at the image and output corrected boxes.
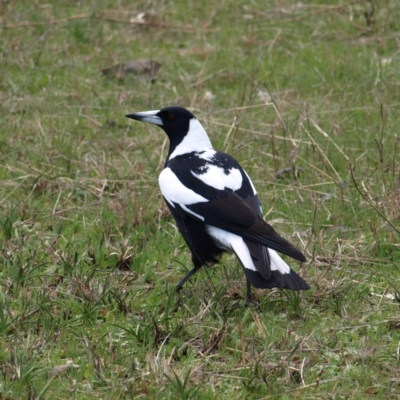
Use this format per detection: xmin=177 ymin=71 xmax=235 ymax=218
xmin=235 ymin=241 xmax=309 ymax=291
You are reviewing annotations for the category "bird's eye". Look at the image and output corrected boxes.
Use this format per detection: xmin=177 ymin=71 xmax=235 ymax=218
xmin=167 ymin=113 xmax=175 ymax=120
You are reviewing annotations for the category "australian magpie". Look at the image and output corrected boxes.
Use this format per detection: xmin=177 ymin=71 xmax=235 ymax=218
xmin=126 ymin=106 xmax=309 ymax=303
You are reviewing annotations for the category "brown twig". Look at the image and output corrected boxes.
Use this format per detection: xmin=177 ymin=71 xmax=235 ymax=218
xmin=245 ymin=1 xmax=364 ymax=28
xmin=350 ymin=163 xmax=400 ymax=236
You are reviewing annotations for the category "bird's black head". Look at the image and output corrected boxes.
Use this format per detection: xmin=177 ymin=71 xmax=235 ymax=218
xmin=126 ymin=106 xmax=195 ymax=139
xmin=126 ymin=106 xmax=212 ymax=160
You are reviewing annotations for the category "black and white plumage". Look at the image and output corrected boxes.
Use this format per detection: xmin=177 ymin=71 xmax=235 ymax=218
xmin=126 ymin=106 xmax=309 ymax=302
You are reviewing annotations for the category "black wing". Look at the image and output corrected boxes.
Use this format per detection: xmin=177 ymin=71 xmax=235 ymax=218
xmin=187 ymin=190 xmax=306 ymax=262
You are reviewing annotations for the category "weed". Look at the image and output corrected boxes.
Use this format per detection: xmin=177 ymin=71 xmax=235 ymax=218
xmin=1 ymin=1 xmax=400 ymax=398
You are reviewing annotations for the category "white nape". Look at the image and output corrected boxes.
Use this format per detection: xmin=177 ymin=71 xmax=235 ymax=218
xmin=169 ymin=119 xmax=213 ymax=160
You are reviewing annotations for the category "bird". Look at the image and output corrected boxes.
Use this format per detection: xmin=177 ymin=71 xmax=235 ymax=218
xmin=126 ymin=106 xmax=309 ymax=303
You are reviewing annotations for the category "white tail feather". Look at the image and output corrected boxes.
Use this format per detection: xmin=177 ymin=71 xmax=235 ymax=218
xmin=206 ymin=226 xmax=257 ymax=272
xmin=269 ymin=249 xmax=290 ymax=274
xmin=206 ymin=226 xmax=291 ymax=275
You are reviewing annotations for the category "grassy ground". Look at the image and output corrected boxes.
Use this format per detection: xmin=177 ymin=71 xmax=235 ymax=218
xmin=1 ymin=0 xmax=400 ymax=398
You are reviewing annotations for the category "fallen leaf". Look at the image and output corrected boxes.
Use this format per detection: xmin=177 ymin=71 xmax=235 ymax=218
xmin=48 ymin=359 xmax=79 ymax=378
xmin=102 ymin=60 xmax=162 ymax=81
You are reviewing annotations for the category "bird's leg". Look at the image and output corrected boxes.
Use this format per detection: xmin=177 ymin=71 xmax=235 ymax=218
xmin=245 ymin=279 xmax=253 ymax=305
xmin=176 ymin=265 xmax=201 ymax=292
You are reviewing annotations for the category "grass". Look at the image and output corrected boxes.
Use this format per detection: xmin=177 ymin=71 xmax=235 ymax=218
xmin=1 ymin=0 xmax=400 ymax=398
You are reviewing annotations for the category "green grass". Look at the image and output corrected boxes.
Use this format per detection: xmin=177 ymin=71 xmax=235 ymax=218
xmin=1 ymin=0 xmax=400 ymax=398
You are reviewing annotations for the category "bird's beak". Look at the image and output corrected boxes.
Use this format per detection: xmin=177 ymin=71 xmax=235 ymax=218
xmin=125 ymin=110 xmax=163 ymax=126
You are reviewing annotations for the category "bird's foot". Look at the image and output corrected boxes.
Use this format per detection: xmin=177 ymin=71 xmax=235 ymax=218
xmin=245 ymin=297 xmax=260 ymax=308
xmin=245 ymin=281 xmax=259 ymax=307
xmin=177 ymin=287 xmax=192 ymax=298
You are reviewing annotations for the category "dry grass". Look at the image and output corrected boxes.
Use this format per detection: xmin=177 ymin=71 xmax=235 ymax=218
xmin=1 ymin=1 xmax=400 ymax=398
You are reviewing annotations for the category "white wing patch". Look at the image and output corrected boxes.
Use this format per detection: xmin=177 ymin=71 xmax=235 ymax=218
xmin=169 ymin=119 xmax=213 ymax=160
xmin=192 ymin=165 xmax=243 ymax=191
xmin=206 ymin=226 xmax=257 ymax=272
xmin=243 ymin=170 xmax=257 ymax=195
xmin=269 ymin=249 xmax=290 ymax=274
xmin=181 ymin=204 xmax=205 ymax=221
xmin=159 ymin=168 xmax=208 ymax=206
xmin=198 ymin=148 xmax=216 ymax=161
